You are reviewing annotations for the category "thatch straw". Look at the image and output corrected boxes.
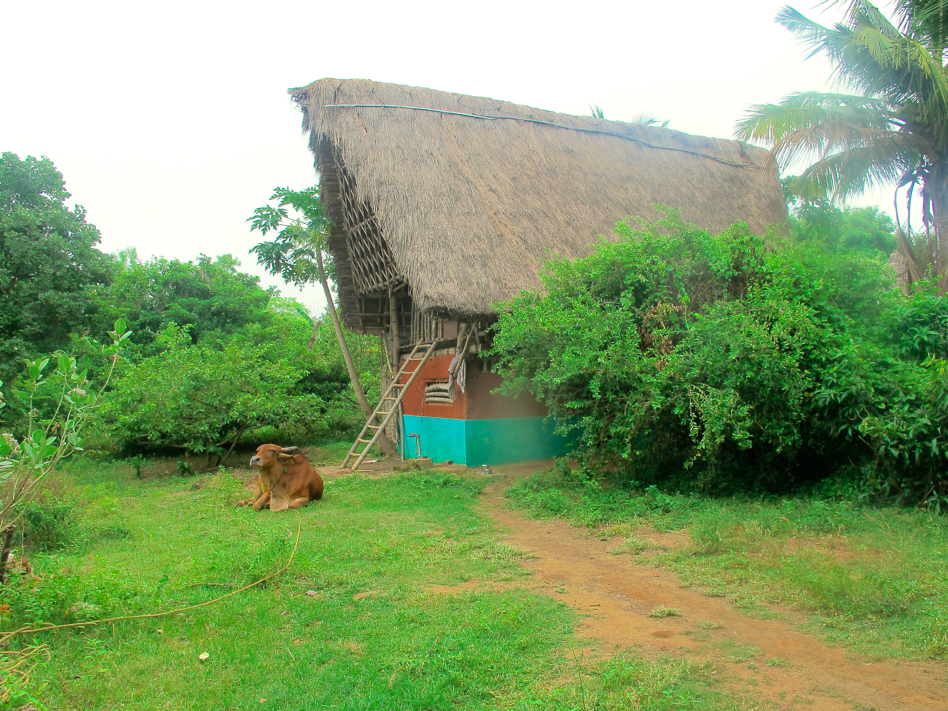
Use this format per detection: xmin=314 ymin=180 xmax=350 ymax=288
xmin=290 ymin=78 xmax=788 ymax=327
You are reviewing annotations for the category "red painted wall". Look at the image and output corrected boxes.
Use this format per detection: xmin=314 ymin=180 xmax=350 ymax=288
xmin=400 ymin=354 xmax=547 ymax=420
xmin=400 ymin=354 xmax=466 ymax=419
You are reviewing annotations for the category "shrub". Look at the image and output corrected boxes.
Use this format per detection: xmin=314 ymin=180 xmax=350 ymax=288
xmin=20 ymin=496 xmax=80 ymax=552
xmin=492 ymin=212 xmax=946 ymax=500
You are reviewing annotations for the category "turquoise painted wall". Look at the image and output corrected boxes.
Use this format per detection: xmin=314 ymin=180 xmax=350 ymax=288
xmin=401 ymin=415 xmax=467 ymax=464
xmin=401 ymin=415 xmax=572 ymax=466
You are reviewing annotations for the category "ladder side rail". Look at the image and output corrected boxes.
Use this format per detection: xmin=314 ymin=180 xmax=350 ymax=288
xmin=349 ymin=342 xmax=438 ymax=472
xmin=342 ymin=340 xmax=431 ymax=468
xmin=374 ymin=339 xmax=424 ymax=406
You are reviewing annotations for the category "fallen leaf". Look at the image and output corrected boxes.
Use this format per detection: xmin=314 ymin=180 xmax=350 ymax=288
xmin=260 ymin=699 xmax=266 ymax=704
xmin=305 ymin=590 xmax=319 ymax=597
xmin=155 ymin=629 xmax=163 ymax=634
xmin=353 ymin=591 xmax=376 ymax=601
xmin=198 ymin=652 xmax=209 ymax=661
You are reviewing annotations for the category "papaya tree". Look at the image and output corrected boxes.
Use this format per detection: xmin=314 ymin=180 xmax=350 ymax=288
xmin=248 ymin=187 xmax=397 ymax=459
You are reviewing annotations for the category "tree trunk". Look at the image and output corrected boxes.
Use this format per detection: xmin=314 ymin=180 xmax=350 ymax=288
xmin=307 ymin=318 xmax=322 ymax=350
xmin=315 ymin=248 xmax=397 ymax=459
xmin=929 ymin=169 xmax=948 ymax=293
xmin=0 ymin=525 xmax=15 ymax=586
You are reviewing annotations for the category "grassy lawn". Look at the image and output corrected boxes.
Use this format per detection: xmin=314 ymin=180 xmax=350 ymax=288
xmin=1 ymin=457 xmax=753 ymax=711
xmin=506 ymin=469 xmax=948 ymax=662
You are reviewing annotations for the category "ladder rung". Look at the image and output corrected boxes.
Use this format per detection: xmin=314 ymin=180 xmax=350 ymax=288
xmin=377 ymin=411 xmax=390 ymax=416
xmin=358 ymin=439 xmax=372 ymax=444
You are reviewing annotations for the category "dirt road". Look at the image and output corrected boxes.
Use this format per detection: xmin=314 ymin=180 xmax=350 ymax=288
xmin=479 ymin=474 xmax=948 ymax=711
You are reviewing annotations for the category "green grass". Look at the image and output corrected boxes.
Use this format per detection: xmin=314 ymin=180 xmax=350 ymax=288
xmin=507 ymin=469 xmax=948 ymax=661
xmin=304 ymin=439 xmax=357 ymax=466
xmin=1 ymin=458 xmax=753 ymax=711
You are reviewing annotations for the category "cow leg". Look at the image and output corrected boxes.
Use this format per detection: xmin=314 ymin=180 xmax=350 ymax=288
xmin=268 ymin=495 xmax=290 ymax=512
xmin=252 ymin=491 xmax=271 ymax=511
xmin=237 ymin=478 xmax=265 ymax=508
xmin=288 ymin=497 xmax=310 ymax=510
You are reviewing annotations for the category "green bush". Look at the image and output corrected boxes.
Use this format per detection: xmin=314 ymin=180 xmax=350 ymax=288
xmin=95 ymin=296 xmax=371 ymax=458
xmin=492 ymin=211 xmax=947 ymax=500
xmin=20 ymin=497 xmax=80 ymax=552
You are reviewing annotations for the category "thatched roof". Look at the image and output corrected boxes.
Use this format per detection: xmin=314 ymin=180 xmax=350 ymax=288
xmin=290 ymin=78 xmax=788 ymax=328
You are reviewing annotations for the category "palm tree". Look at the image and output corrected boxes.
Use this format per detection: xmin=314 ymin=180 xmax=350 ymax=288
xmin=735 ymin=0 xmax=948 ymax=285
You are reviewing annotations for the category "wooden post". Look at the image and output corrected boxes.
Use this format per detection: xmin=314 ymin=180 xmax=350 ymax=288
xmin=389 ymin=287 xmax=401 ymax=369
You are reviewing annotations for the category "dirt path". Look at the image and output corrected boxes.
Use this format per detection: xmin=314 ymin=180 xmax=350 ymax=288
xmin=478 ymin=474 xmax=948 ymax=711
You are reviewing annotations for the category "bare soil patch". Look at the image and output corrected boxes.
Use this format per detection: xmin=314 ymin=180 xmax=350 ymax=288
xmin=479 ymin=467 xmax=948 ymax=711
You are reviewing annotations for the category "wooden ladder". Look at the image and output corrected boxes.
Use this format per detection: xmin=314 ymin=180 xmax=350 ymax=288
xmin=342 ymin=339 xmax=438 ymax=472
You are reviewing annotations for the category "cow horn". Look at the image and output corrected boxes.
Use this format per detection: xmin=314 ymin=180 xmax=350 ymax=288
xmin=280 ymin=446 xmax=299 ymax=454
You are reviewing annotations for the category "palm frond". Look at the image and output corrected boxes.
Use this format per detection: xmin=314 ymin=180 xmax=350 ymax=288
xmin=844 ymin=15 xmax=948 ymax=107
xmin=736 ymin=92 xmax=901 ymax=166
xmin=779 ymin=4 xmax=948 ymax=114
xmin=895 ymin=0 xmax=948 ymax=47
xmin=776 ymin=6 xmax=838 ymax=60
xmin=791 ymin=136 xmax=921 ymax=201
xmin=630 ymin=112 xmax=671 ymax=127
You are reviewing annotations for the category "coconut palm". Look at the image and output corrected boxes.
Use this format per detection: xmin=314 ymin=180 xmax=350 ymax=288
xmin=735 ymin=0 xmax=948 ymax=284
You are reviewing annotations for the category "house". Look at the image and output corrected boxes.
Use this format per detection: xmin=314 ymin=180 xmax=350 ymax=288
xmin=290 ymin=78 xmax=788 ymax=466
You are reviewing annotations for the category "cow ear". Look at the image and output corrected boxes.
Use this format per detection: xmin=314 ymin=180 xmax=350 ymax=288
xmin=277 ymin=453 xmax=296 ymax=464
xmin=280 ymin=446 xmax=299 ymax=454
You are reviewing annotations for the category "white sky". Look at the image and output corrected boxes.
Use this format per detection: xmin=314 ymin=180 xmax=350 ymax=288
xmin=4 ymin=0 xmax=891 ymax=316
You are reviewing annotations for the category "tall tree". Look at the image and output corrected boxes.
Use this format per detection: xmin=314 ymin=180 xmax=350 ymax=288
xmin=94 ymin=252 xmax=272 ymax=352
xmin=0 ymin=153 xmax=112 ymax=385
xmin=735 ymin=0 xmax=948 ymax=286
xmin=249 ymin=187 xmax=398 ymax=459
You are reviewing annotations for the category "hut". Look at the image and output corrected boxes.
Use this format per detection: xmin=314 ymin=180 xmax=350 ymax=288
xmin=290 ymin=78 xmax=788 ymax=467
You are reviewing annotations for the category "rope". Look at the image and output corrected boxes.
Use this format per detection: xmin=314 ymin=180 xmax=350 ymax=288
xmin=0 ymin=517 xmax=303 ymax=644
xmin=322 ymin=104 xmax=760 ymax=169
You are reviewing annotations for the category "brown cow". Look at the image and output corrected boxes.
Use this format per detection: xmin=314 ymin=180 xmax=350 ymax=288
xmin=236 ymin=444 xmax=324 ymax=512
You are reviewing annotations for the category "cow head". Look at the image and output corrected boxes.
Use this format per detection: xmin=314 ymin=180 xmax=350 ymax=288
xmin=249 ymin=444 xmax=300 ymax=468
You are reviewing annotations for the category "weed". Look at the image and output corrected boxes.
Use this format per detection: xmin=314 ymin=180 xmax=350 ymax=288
xmin=509 ymin=652 xmax=755 ymax=710
xmin=717 ymin=640 xmax=762 ymax=663
xmin=19 ymin=497 xmax=79 ymax=552
xmin=609 ymin=535 xmax=652 ymax=556
xmin=649 ymin=606 xmax=682 ymax=618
